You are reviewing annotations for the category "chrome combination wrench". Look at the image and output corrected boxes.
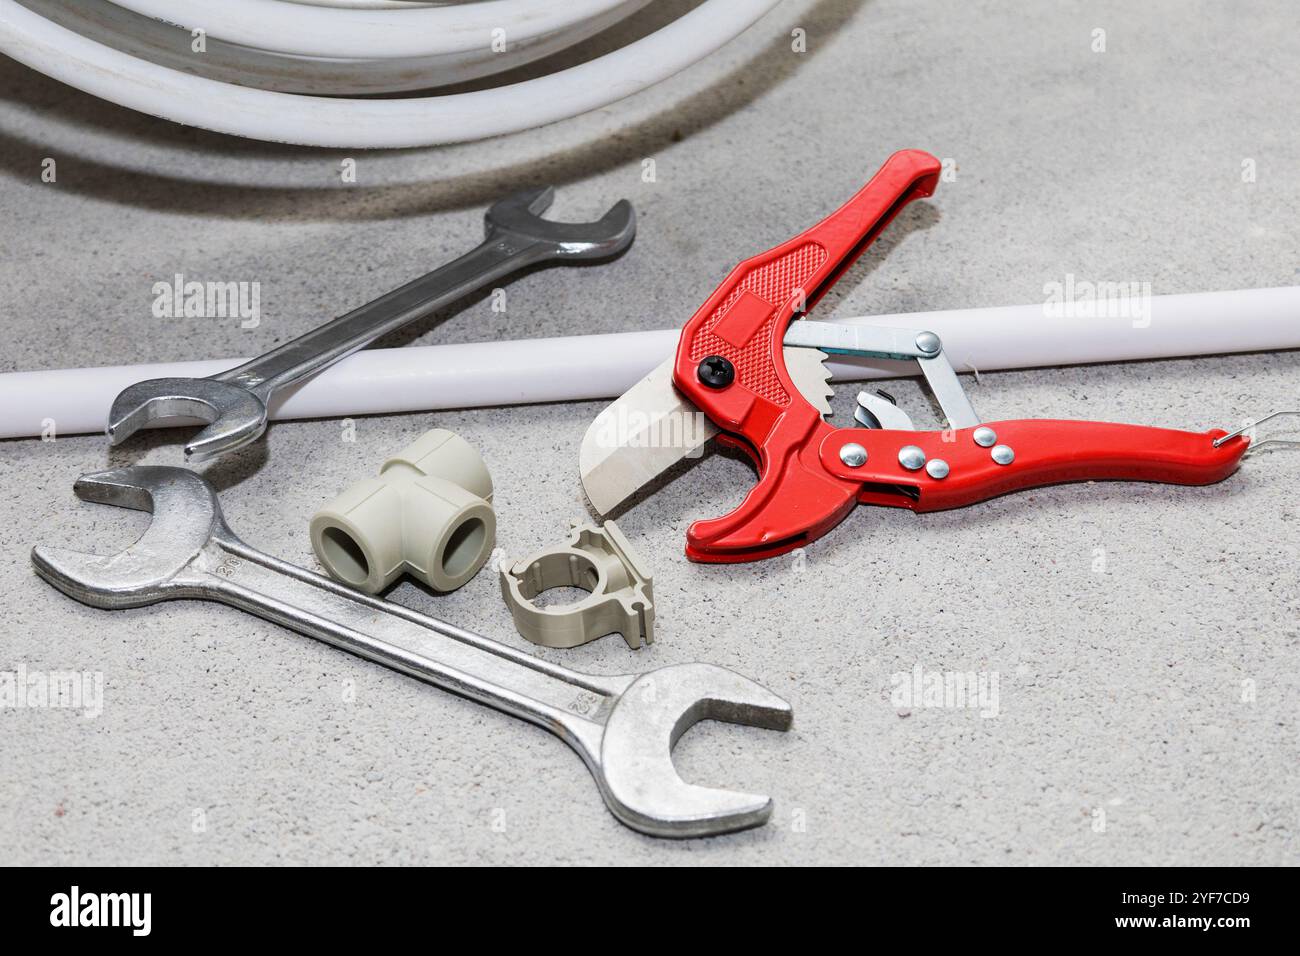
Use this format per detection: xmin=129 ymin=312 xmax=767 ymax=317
xmin=32 ymin=466 xmax=793 ymax=838
xmin=107 ymin=187 xmax=635 ymax=461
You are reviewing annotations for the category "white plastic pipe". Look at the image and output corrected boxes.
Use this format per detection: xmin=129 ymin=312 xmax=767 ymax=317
xmin=1 ymin=287 xmax=1296 ymax=440
xmin=0 ymin=0 xmax=785 ymax=146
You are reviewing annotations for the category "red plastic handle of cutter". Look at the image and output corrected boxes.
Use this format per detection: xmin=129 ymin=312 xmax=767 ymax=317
xmin=819 ymin=420 xmax=1250 ymax=511
xmin=671 ymin=149 xmax=942 ymax=562
xmin=668 ymin=151 xmax=1250 ymax=563
xmin=688 ymin=420 xmax=1249 ymax=562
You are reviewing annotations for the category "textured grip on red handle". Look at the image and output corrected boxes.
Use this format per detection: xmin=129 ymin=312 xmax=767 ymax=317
xmin=672 ymin=150 xmax=941 ymax=441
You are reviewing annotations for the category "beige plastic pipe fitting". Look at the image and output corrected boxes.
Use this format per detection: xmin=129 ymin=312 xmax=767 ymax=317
xmin=310 ymin=429 xmax=495 ymax=594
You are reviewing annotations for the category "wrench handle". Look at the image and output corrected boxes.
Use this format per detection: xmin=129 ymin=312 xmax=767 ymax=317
xmin=217 ymin=237 xmax=547 ymax=398
xmin=195 ymin=535 xmax=628 ymax=735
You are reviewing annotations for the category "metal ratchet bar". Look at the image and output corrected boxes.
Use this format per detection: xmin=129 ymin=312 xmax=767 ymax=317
xmin=784 ymin=320 xmax=981 ymax=429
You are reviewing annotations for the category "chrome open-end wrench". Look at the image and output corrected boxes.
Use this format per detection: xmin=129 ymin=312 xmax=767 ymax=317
xmin=107 ymin=187 xmax=635 ymax=462
xmin=32 ymin=466 xmax=792 ymax=838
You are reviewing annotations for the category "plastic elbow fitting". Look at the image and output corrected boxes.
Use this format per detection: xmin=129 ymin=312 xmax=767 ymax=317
xmin=310 ymin=429 xmax=495 ymax=594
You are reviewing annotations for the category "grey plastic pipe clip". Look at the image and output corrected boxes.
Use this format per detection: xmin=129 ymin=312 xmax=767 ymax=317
xmin=499 ymin=520 xmax=654 ymax=649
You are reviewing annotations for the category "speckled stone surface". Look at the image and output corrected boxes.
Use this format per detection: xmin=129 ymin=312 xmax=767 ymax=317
xmin=1 ymin=0 xmax=1296 ymax=865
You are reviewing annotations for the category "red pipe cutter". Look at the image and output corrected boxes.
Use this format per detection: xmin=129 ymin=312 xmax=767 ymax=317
xmin=579 ymin=149 xmax=1250 ymax=563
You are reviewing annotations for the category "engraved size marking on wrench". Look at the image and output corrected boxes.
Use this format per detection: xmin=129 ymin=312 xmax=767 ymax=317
xmin=567 ymin=691 xmax=602 ymax=716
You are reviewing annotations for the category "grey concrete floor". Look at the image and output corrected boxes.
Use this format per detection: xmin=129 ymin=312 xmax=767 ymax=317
xmin=1 ymin=0 xmax=1297 ymax=865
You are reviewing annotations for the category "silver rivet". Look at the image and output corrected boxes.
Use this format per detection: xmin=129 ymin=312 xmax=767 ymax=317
xmin=915 ymin=331 xmax=941 ymax=354
xmin=925 ymin=458 xmax=950 ymax=479
xmin=973 ymin=426 xmax=997 ymax=447
xmin=898 ymin=445 xmax=926 ymax=470
xmin=991 ymin=444 xmax=1015 ymax=465
xmin=839 ymin=442 xmax=868 ymax=467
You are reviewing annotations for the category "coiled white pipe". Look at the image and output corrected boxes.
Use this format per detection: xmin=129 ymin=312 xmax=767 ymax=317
xmin=16 ymin=0 xmax=657 ymax=95
xmin=0 ymin=0 xmax=786 ymax=146
xmin=107 ymin=0 xmax=644 ymax=59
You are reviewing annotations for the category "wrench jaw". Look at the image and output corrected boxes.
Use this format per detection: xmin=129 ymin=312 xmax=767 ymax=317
xmin=107 ymin=378 xmax=268 ymax=461
xmin=486 ymin=187 xmax=637 ymax=263
xmin=596 ymin=664 xmax=793 ymax=838
xmin=31 ymin=466 xmax=224 ymax=610
xmin=182 ymin=412 xmax=267 ymax=463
